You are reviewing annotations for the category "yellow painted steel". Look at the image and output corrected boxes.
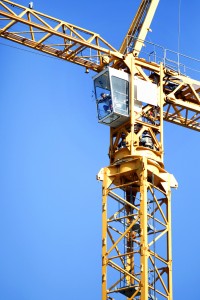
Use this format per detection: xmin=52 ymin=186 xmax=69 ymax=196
xmin=98 ymin=53 xmax=176 ymax=299
xmin=140 ymin=159 xmax=149 ymax=300
xmin=0 ymin=0 xmax=123 ymax=72
xmin=0 ymin=1 xmax=200 ymax=130
xmin=99 ymin=156 xmax=174 ymax=300
xmin=120 ymin=0 xmax=160 ymax=56
xmin=0 ymin=1 xmax=200 ymax=300
xmin=102 ymin=168 xmax=108 ymax=300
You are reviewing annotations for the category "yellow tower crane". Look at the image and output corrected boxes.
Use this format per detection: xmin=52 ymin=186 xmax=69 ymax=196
xmin=0 ymin=0 xmax=200 ymax=299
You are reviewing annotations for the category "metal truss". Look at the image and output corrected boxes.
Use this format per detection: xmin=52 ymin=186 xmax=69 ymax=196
xmin=120 ymin=0 xmax=159 ymax=56
xmin=1 ymin=2 xmax=200 ymax=300
xmin=163 ymin=101 xmax=200 ymax=131
xmin=131 ymin=59 xmax=200 ymax=131
xmin=1 ymin=1 xmax=200 ymax=132
xmin=0 ymin=0 xmax=123 ymax=72
xmin=98 ymin=157 xmax=175 ymax=300
xmin=163 ymin=71 xmax=200 ymax=131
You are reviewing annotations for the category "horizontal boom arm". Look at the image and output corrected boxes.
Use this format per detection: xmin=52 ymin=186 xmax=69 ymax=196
xmin=0 ymin=0 xmax=123 ymax=72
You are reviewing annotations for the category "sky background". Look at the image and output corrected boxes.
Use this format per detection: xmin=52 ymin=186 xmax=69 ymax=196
xmin=0 ymin=0 xmax=200 ymax=299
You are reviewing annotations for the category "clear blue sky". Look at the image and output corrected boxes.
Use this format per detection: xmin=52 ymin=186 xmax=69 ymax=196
xmin=0 ymin=1 xmax=200 ymax=299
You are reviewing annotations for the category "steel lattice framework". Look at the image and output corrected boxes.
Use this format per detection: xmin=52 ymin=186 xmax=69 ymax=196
xmin=0 ymin=1 xmax=200 ymax=131
xmin=1 ymin=1 xmax=200 ymax=300
xmin=98 ymin=157 xmax=173 ymax=299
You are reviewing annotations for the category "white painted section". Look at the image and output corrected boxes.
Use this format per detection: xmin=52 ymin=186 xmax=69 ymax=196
xmin=135 ymin=77 xmax=158 ymax=106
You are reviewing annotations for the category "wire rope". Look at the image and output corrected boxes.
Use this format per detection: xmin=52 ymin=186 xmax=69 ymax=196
xmin=178 ymin=0 xmax=182 ymax=73
xmin=0 ymin=41 xmax=59 ymax=60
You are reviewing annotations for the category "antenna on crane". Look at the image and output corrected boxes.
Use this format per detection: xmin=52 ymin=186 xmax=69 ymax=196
xmin=29 ymin=2 xmax=33 ymax=9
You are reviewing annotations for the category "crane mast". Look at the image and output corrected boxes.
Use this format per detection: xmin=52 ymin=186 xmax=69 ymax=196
xmin=98 ymin=56 xmax=177 ymax=300
xmin=1 ymin=1 xmax=200 ymax=300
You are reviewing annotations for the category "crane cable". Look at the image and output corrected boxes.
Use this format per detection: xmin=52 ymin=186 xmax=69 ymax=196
xmin=0 ymin=41 xmax=59 ymax=60
xmin=178 ymin=0 xmax=182 ymax=73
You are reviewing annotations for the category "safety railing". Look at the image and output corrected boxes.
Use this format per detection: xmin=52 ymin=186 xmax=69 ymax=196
xmin=126 ymin=36 xmax=200 ymax=80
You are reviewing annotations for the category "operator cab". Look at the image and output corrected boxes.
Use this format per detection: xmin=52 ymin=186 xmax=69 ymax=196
xmin=93 ymin=67 xmax=130 ymax=127
xmin=93 ymin=67 xmax=159 ymax=128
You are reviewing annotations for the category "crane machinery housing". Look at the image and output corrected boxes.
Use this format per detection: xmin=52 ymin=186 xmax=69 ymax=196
xmin=0 ymin=0 xmax=200 ymax=299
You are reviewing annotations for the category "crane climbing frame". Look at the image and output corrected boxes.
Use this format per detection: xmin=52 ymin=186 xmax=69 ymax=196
xmin=0 ymin=0 xmax=200 ymax=300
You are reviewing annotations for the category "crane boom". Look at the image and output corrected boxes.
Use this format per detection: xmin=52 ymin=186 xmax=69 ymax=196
xmin=0 ymin=0 xmax=123 ymax=72
xmin=119 ymin=0 xmax=159 ymax=56
xmin=1 ymin=0 xmax=199 ymax=132
xmin=1 ymin=1 xmax=200 ymax=300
